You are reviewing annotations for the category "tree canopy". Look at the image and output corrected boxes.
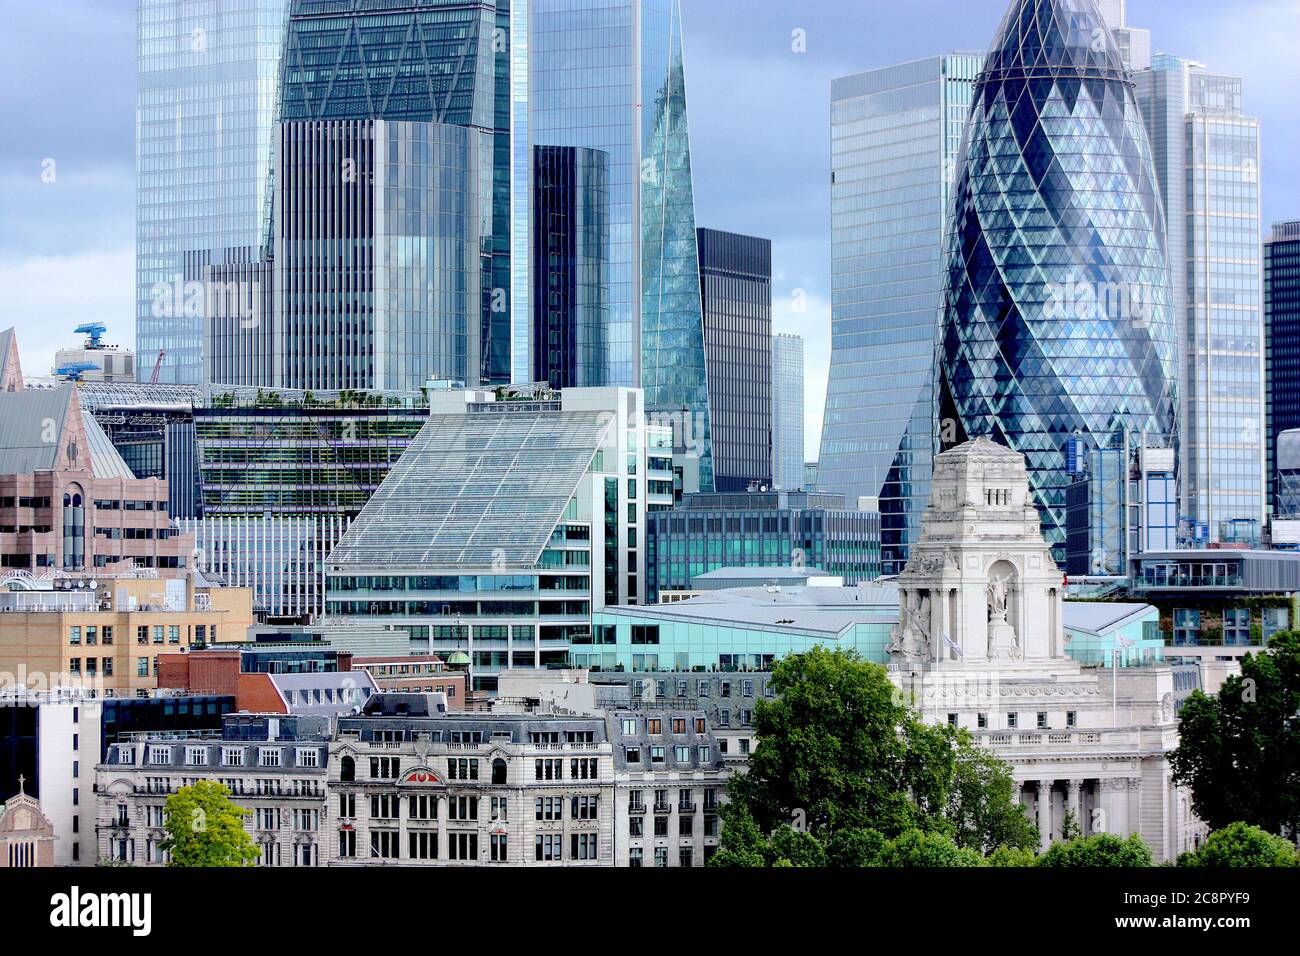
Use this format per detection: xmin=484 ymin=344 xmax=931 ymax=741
xmin=159 ymin=780 xmax=261 ymax=868
xmin=709 ymin=647 xmax=1037 ymax=866
xmin=1169 ymin=631 xmax=1300 ymax=835
xmin=1177 ymin=822 xmax=1299 ymax=867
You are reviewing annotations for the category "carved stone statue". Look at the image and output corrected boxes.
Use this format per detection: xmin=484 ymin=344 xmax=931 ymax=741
xmin=888 ymin=589 xmax=932 ymax=666
xmin=986 ymin=570 xmax=1019 ymax=659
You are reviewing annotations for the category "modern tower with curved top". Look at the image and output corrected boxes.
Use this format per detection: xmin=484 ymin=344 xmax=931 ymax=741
xmin=938 ymin=0 xmax=1177 ymax=563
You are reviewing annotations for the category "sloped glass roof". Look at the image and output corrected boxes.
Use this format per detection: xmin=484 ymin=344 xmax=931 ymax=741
xmin=327 ymin=409 xmax=614 ymax=571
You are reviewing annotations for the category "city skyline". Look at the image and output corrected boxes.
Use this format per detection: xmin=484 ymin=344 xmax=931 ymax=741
xmin=1 ymin=0 xmax=1298 ymax=461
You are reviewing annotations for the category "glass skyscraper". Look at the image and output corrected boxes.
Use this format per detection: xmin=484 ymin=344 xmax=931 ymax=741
xmin=514 ymin=0 xmax=714 ymax=489
xmin=771 ymin=333 xmax=804 ymax=492
xmin=819 ymin=54 xmax=982 ymax=574
xmin=275 ymin=0 xmax=510 ymax=388
xmin=697 ymin=228 xmax=772 ymax=492
xmin=136 ymin=0 xmax=291 ymax=385
xmin=939 ymin=0 xmax=1177 ymax=562
xmin=1135 ymin=55 xmax=1265 ymax=543
xmin=1266 ymin=221 xmax=1300 ymax=516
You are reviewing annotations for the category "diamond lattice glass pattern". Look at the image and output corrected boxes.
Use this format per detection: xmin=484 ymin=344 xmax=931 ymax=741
xmin=940 ymin=0 xmax=1177 ymax=555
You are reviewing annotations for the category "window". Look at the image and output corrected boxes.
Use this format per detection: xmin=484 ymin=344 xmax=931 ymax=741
xmin=625 ymin=747 xmax=641 ymax=764
xmin=369 ymin=795 xmax=399 ymax=820
xmin=69 ymin=626 xmax=81 ymax=646
xmin=654 ymin=847 xmax=668 ymax=868
xmin=674 ymin=746 xmax=690 ymax=762
xmin=370 ymin=830 xmax=399 ymax=859
xmin=571 ymin=833 xmax=598 ymax=861
xmin=409 ymin=831 xmax=438 ymax=861
xmin=1066 ymin=711 xmax=1077 ymax=728
xmin=947 ymin=713 xmax=958 ymax=727
xmin=1036 ymin=712 xmax=1048 ymax=729
xmin=370 ymin=757 xmax=400 ymax=779
xmin=490 ymin=833 xmax=508 ymax=862
xmin=338 ymin=830 xmax=356 ymax=858
xmin=654 ymin=816 xmax=669 ymax=837
xmin=977 ymin=713 xmax=988 ymax=729
xmin=297 ymin=748 xmax=319 ymax=768
xmin=490 ymin=796 xmax=508 ymax=821
xmin=258 ymin=748 xmax=282 ymax=768
xmin=340 ymin=756 xmax=355 ymax=782
xmin=447 ymin=758 xmax=478 ymax=780
xmin=672 ymin=717 xmax=686 ymax=734
xmin=629 ymin=847 xmax=643 ymax=868
xmin=185 ymin=746 xmax=206 ymax=766
xmin=620 ymin=717 xmax=637 ymax=735
xmin=650 ymin=746 xmax=665 ymax=764
xmin=491 ymin=758 xmax=507 ymax=785
xmin=448 ymin=796 xmax=478 ymax=821
xmin=647 ymin=718 xmax=661 ymax=735
xmin=571 ymin=795 xmax=599 ymax=820
xmin=679 ymin=847 xmax=694 ymax=867
xmin=448 ymin=832 xmax=477 ymax=861
xmin=338 ymin=793 xmax=355 ymax=818
xmin=629 ymin=816 xmax=643 ymax=837
xmin=535 ymin=796 xmax=563 ymax=821
xmin=1007 ymin=712 xmax=1018 ymax=729
xmin=742 ymin=679 xmax=754 ymax=697
xmin=535 ymin=833 xmax=563 ymax=862
xmin=136 ymin=657 xmax=149 ymax=677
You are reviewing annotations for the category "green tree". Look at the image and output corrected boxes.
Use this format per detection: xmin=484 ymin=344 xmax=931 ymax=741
xmin=159 ymin=780 xmax=260 ymax=867
xmin=986 ymin=845 xmax=1036 ymax=867
xmin=1035 ymin=833 xmax=1153 ymax=867
xmin=1169 ymin=631 xmax=1300 ymax=835
xmin=1060 ymin=809 xmax=1082 ymax=841
xmin=945 ymin=729 xmax=1040 ymax=853
xmin=711 ymin=647 xmax=1036 ymax=866
xmin=1177 ymin=822 xmax=1299 ymax=867
xmin=877 ymin=829 xmax=985 ymax=867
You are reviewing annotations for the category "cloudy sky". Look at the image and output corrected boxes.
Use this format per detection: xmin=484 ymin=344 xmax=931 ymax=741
xmin=1 ymin=0 xmax=1297 ymax=460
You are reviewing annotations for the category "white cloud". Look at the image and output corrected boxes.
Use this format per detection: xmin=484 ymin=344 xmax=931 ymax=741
xmin=0 ymin=248 xmax=134 ymax=377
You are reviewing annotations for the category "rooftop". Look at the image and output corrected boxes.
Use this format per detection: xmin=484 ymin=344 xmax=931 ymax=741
xmin=327 ymin=405 xmax=613 ymax=571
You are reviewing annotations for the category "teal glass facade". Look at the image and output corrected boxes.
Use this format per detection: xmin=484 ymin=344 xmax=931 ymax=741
xmin=644 ymin=492 xmax=880 ymax=602
xmin=820 ymin=54 xmax=982 ymax=575
xmin=939 ymin=0 xmax=1177 ymax=563
xmin=136 ymin=0 xmax=291 ymax=385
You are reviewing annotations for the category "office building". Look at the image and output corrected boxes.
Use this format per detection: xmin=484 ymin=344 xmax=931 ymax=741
xmin=96 ymin=713 xmax=331 ymax=866
xmin=1266 ymin=221 xmax=1300 ymax=515
xmin=939 ymin=0 xmax=1177 ymax=563
xmin=697 ymin=228 xmax=772 ymax=492
xmin=0 ymin=575 xmax=255 ymax=697
xmin=325 ymin=386 xmax=670 ymax=692
xmin=1135 ymin=54 xmax=1265 ymax=541
xmin=820 ymin=53 xmax=983 ymax=574
xmin=0 ymin=384 xmax=194 ymax=575
xmin=136 ymin=0 xmax=291 ymax=385
xmin=771 ymin=333 xmax=804 ymax=491
xmin=888 ymin=436 xmax=1204 ymax=861
xmin=54 ymin=325 xmax=135 ymax=383
xmin=1064 ymin=435 xmax=1177 ymax=577
xmin=1130 ymin=549 xmax=1300 ymax=651
xmin=326 ymin=695 xmax=615 ymax=866
xmin=514 ymin=0 xmax=714 ymax=490
xmin=180 ymin=388 xmax=428 ymax=622
xmin=277 ymin=0 xmax=510 ymax=387
xmin=532 ymin=145 xmax=610 ymax=389
xmin=644 ymin=490 xmax=880 ymax=602
xmin=0 ymin=692 xmax=101 ymax=866
xmin=207 ymin=118 xmax=484 ymax=393
xmin=77 ymin=382 xmax=203 ymax=520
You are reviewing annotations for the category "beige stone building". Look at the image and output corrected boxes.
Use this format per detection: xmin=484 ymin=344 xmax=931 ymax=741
xmin=888 ymin=439 xmax=1206 ymax=861
xmin=0 ymin=574 xmax=254 ymax=696
xmin=0 ymin=777 xmax=55 ymax=867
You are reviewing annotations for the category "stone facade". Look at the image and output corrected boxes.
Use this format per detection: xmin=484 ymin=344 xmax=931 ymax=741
xmin=95 ymin=715 xmax=330 ymax=866
xmin=0 ymin=780 xmax=55 ymax=867
xmin=888 ymin=438 xmax=1206 ymax=861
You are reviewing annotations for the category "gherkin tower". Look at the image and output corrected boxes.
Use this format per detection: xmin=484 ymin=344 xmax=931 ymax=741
xmin=939 ymin=0 xmax=1177 ymax=561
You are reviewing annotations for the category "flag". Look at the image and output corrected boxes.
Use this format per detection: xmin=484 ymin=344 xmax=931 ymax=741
xmin=1116 ymin=634 xmax=1135 ymax=649
xmin=943 ymin=634 xmax=962 ymax=657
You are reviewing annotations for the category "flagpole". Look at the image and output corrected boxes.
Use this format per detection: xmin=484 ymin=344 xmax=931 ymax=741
xmin=1112 ymin=648 xmax=1118 ymax=725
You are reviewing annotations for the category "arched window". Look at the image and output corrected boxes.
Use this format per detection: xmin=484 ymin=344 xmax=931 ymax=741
xmin=492 ymin=758 xmax=507 ymax=785
xmin=62 ymin=486 xmax=85 ymax=570
xmin=340 ymin=756 xmax=355 ymax=782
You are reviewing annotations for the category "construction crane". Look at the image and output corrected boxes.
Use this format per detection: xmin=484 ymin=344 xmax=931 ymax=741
xmin=149 ymin=350 xmax=165 ymax=385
